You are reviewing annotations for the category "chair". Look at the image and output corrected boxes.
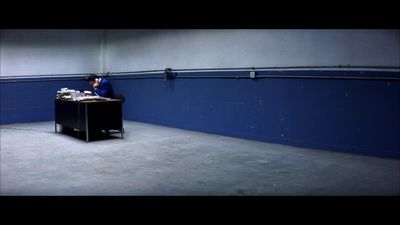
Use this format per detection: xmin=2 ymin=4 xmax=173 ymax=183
xmin=114 ymin=93 xmax=125 ymax=103
xmin=106 ymin=93 xmax=125 ymax=136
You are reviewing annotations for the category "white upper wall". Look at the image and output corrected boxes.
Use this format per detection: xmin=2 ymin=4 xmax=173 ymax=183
xmin=0 ymin=29 xmax=104 ymax=76
xmin=106 ymin=29 xmax=400 ymax=71
xmin=1 ymin=29 xmax=399 ymax=77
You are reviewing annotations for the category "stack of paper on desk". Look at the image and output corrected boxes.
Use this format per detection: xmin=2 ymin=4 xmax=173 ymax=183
xmin=76 ymin=96 xmax=111 ymax=101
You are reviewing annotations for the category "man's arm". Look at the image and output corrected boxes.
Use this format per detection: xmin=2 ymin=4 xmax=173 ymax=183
xmin=94 ymin=80 xmax=113 ymax=97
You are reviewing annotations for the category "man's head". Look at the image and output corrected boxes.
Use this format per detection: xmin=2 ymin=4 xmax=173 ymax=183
xmin=87 ymin=74 xmax=98 ymax=86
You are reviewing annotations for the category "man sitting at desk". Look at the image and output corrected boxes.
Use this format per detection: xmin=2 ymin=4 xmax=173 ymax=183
xmin=86 ymin=74 xmax=115 ymax=98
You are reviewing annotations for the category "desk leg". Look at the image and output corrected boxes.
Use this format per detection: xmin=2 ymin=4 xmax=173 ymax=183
xmin=121 ymin=113 xmax=124 ymax=139
xmin=55 ymin=123 xmax=57 ymax=133
xmin=85 ymin=104 xmax=89 ymax=142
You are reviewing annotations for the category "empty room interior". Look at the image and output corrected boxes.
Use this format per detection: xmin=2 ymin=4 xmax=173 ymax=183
xmin=0 ymin=29 xmax=399 ymax=196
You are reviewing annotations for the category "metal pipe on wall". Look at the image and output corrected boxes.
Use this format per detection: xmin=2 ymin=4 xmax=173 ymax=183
xmin=1 ymin=66 xmax=399 ymax=82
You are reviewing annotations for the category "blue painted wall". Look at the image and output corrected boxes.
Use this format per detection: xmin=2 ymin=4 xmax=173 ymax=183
xmin=111 ymin=70 xmax=400 ymax=159
xmin=0 ymin=78 xmax=89 ymax=124
xmin=1 ymin=70 xmax=399 ymax=159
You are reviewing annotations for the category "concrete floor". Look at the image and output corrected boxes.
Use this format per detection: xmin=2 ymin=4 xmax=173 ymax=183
xmin=1 ymin=121 xmax=399 ymax=196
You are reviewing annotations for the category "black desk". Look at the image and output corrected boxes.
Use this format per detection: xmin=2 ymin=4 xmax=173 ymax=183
xmin=55 ymin=99 xmax=123 ymax=142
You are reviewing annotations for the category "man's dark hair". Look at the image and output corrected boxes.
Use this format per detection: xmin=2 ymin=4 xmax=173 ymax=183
xmin=87 ymin=74 xmax=98 ymax=82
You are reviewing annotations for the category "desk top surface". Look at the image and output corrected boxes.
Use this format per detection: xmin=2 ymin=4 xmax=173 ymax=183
xmin=56 ymin=98 xmax=122 ymax=104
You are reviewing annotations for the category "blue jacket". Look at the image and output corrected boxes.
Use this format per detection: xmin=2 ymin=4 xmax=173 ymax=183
xmin=94 ymin=78 xmax=115 ymax=98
